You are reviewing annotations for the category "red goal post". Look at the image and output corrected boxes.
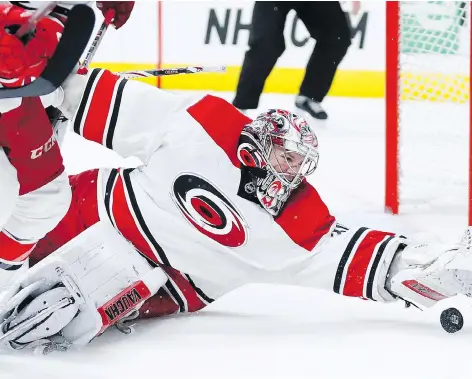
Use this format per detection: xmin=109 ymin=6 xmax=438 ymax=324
xmin=385 ymin=1 xmax=472 ymax=224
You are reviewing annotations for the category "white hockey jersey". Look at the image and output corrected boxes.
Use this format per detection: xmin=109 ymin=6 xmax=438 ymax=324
xmin=54 ymin=69 xmax=405 ymax=307
xmin=0 ymin=148 xmax=19 ymax=230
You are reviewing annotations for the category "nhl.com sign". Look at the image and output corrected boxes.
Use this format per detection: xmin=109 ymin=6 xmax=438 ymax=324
xmin=204 ymin=7 xmax=369 ymax=49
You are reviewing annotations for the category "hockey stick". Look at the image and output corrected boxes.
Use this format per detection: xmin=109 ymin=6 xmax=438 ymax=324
xmin=77 ymin=9 xmax=115 ymax=75
xmin=15 ymin=2 xmax=60 ymax=37
xmin=49 ymin=9 xmax=113 ymax=128
xmin=117 ymin=65 xmax=227 ymax=79
xmin=0 ymin=4 xmax=95 ymax=99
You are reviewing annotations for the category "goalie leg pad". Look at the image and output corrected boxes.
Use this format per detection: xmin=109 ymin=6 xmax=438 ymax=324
xmin=1 ymin=221 xmax=167 ymax=348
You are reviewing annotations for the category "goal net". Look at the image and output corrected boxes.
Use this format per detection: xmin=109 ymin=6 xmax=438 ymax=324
xmin=385 ymin=1 xmax=471 ymax=222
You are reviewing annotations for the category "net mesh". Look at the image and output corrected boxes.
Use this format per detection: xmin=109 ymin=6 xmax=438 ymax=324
xmin=398 ymin=1 xmax=470 ymax=216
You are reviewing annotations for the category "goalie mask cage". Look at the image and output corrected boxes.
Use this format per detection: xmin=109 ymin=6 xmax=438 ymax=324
xmin=385 ymin=1 xmax=472 ymax=224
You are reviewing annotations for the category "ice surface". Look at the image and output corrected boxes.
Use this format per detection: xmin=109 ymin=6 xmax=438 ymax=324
xmin=2 ymin=286 xmax=472 ymax=379
xmin=5 ymin=93 xmax=471 ymax=378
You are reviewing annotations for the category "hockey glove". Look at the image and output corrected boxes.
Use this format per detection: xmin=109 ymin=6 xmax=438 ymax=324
xmin=96 ymin=1 xmax=135 ymax=29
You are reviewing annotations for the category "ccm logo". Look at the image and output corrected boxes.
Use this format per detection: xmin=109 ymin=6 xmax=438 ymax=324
xmin=30 ymin=134 xmax=57 ymax=159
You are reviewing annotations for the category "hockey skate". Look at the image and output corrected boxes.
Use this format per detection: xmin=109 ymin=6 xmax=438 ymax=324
xmin=295 ymin=95 xmax=328 ymax=120
xmin=388 ymin=227 xmax=472 ymax=310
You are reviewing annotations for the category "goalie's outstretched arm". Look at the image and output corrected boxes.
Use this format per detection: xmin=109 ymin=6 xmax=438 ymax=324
xmin=59 ymin=69 xmax=194 ymax=165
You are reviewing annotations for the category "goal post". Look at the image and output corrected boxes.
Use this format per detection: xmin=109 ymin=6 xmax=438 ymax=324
xmin=386 ymin=1 xmax=400 ymax=215
xmin=385 ymin=1 xmax=472 ymax=223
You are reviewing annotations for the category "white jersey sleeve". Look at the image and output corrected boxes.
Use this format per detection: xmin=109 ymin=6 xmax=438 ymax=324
xmin=0 ymin=150 xmax=70 ymax=290
xmin=0 ymin=88 xmax=64 ymax=114
xmin=0 ymin=149 xmax=19 ymax=230
xmin=61 ymin=69 xmax=192 ymax=165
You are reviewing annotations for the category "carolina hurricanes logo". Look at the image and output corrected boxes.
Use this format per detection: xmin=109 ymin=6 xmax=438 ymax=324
xmin=171 ymin=173 xmax=248 ymax=248
xmin=237 ymin=131 xmax=268 ymax=169
xmin=237 ymin=142 xmax=266 ymax=168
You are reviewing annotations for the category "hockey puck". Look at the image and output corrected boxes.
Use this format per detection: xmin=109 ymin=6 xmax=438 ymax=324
xmin=440 ymin=307 xmax=464 ymax=333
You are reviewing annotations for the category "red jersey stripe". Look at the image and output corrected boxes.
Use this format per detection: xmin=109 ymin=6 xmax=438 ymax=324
xmin=164 ymin=266 xmax=207 ymax=312
xmin=343 ymin=230 xmax=394 ymax=298
xmin=111 ymin=173 xmax=160 ymax=265
xmin=0 ymin=231 xmax=36 ymax=262
xmin=187 ymin=95 xmax=251 ymax=168
xmin=82 ymin=70 xmax=120 ymax=144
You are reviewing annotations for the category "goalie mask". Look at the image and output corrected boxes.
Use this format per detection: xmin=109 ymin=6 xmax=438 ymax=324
xmin=237 ymin=109 xmax=319 ymax=216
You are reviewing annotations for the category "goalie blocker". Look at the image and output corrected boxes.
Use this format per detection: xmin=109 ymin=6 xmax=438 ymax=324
xmin=0 ymin=221 xmax=167 ymax=351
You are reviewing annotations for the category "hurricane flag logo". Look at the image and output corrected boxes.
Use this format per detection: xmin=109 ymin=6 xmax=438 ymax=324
xmin=171 ymin=173 xmax=248 ymax=247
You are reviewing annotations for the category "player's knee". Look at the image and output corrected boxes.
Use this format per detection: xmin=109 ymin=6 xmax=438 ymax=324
xmin=316 ymin=30 xmax=352 ymax=60
xmin=339 ymin=29 xmax=352 ymax=55
xmin=248 ymin=37 xmax=285 ymax=61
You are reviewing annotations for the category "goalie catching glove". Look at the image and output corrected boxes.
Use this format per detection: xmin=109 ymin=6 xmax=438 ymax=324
xmin=386 ymin=227 xmax=472 ymax=309
xmin=0 ymin=222 xmax=167 ymax=354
